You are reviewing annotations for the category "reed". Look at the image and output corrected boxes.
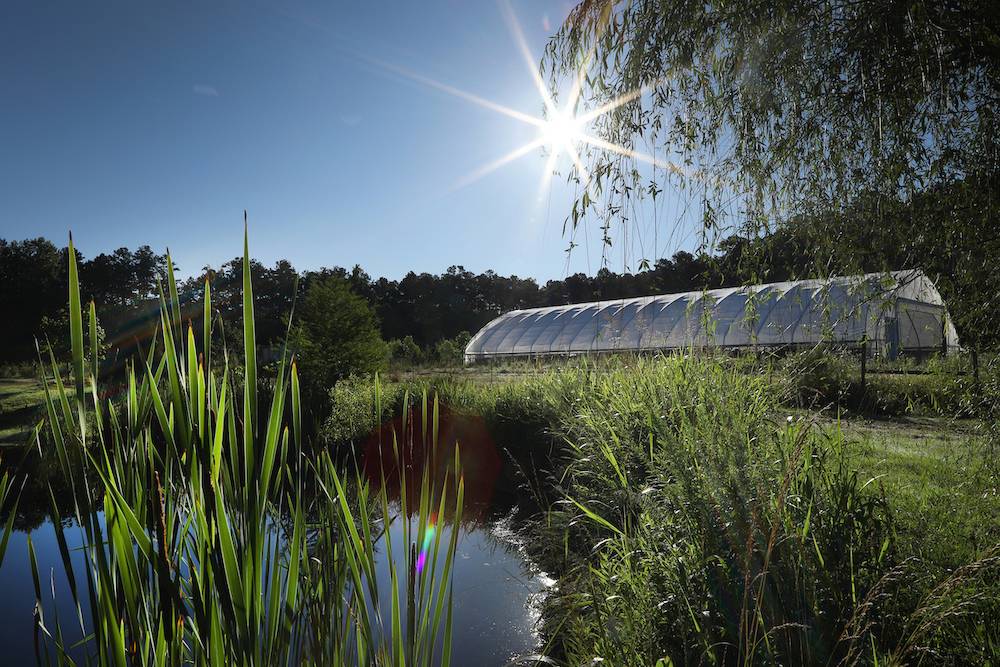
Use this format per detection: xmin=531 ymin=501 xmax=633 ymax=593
xmin=28 ymin=226 xmax=462 ymax=665
xmin=0 ymin=463 xmax=17 ymax=564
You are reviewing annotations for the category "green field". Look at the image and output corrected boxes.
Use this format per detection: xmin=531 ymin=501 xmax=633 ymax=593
xmin=836 ymin=415 xmax=999 ymax=570
xmin=0 ymin=378 xmax=46 ymax=446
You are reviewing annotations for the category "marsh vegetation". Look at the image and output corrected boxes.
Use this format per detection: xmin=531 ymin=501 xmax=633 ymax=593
xmin=0 ymin=233 xmax=997 ymax=666
xmin=325 ymin=353 xmax=1000 ymax=664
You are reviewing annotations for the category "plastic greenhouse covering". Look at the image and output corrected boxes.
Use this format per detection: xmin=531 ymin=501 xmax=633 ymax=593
xmin=464 ymin=270 xmax=960 ymax=363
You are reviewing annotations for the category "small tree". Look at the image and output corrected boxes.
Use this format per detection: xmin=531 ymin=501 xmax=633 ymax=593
xmin=40 ymin=304 xmax=107 ymax=367
xmin=291 ymin=276 xmax=387 ymax=405
xmin=434 ymin=332 xmax=472 ymax=367
xmin=388 ymin=335 xmax=424 ymax=368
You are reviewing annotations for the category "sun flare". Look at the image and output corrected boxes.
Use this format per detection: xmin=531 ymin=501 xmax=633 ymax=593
xmin=371 ymin=0 xmax=679 ymax=191
xmin=540 ymin=110 xmax=585 ymax=153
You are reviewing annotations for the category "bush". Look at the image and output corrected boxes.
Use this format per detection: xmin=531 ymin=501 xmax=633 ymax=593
xmin=432 ymin=331 xmax=471 ymax=367
xmin=963 ymin=355 xmax=1000 ymax=474
xmin=290 ymin=275 xmax=387 ymax=404
xmin=778 ymin=345 xmax=857 ymax=408
xmin=387 ymin=335 xmax=424 ymax=368
xmin=384 ymin=332 xmax=472 ymax=370
xmin=322 ymin=374 xmax=405 ymax=446
xmin=0 ymin=361 xmax=40 ymax=379
xmin=39 ymin=307 xmax=108 ymax=367
xmin=778 ymin=346 xmax=981 ymax=418
xmin=867 ymin=371 xmax=973 ymax=416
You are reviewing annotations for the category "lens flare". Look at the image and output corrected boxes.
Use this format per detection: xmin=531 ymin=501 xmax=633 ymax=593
xmin=416 ymin=521 xmax=436 ymax=574
xmin=541 ymin=110 xmax=584 ymax=152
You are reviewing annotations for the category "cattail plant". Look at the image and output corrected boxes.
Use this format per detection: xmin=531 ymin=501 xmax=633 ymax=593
xmin=30 ymin=224 xmax=462 ymax=666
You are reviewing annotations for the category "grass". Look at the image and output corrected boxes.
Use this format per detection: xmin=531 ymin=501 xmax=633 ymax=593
xmin=326 ymin=357 xmax=1000 ymax=665
xmin=0 ymin=377 xmax=47 ymax=445
xmin=837 ymin=415 xmax=1000 ymax=570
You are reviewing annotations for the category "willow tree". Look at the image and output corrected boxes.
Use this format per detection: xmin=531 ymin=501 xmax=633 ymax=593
xmin=544 ymin=0 xmax=1000 ymax=351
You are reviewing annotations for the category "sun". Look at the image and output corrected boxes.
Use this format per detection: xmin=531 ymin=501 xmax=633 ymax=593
xmin=368 ymin=0 xmax=678 ymax=190
xmin=540 ymin=110 xmax=585 ymax=154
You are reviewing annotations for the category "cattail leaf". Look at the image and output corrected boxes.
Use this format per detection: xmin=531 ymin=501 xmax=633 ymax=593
xmin=67 ymin=233 xmax=86 ymax=440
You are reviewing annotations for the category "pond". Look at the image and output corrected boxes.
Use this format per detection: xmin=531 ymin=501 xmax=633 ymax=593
xmin=0 ymin=510 xmax=549 ymax=665
xmin=0 ymin=403 xmax=552 ymax=665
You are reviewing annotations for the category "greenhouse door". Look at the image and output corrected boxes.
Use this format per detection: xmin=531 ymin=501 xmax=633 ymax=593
xmin=884 ymin=315 xmax=900 ymax=360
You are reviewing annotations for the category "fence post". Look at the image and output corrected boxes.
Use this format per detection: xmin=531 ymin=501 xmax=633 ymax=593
xmin=860 ymin=339 xmax=867 ymax=390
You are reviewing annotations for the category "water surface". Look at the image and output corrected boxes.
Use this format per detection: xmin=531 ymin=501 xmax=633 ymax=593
xmin=0 ymin=396 xmax=552 ymax=663
xmin=0 ymin=508 xmax=546 ymax=664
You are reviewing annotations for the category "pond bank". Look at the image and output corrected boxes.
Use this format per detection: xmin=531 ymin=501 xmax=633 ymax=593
xmin=325 ymin=358 xmax=1000 ymax=664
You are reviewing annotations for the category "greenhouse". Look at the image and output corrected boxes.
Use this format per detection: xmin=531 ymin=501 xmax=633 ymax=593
xmin=464 ymin=269 xmax=960 ymax=363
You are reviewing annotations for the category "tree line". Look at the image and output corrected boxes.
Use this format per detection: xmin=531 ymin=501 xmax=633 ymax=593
xmin=2 ymin=185 xmax=996 ymax=383
xmin=0 ymin=236 xmax=750 ymax=369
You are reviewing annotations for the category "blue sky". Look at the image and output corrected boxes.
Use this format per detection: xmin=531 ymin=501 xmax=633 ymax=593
xmin=0 ymin=0 xmax=696 ymax=281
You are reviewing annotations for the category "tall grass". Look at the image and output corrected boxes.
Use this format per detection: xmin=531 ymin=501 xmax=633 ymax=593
xmin=28 ymin=229 xmax=462 ymax=665
xmin=331 ymin=357 xmax=1000 ymax=665
xmin=521 ymin=361 xmax=887 ymax=664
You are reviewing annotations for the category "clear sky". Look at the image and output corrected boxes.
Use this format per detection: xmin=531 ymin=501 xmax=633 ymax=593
xmin=0 ymin=0 xmax=697 ymax=282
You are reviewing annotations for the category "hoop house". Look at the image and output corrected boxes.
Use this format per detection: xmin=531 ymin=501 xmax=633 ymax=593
xmin=464 ymin=270 xmax=959 ymax=363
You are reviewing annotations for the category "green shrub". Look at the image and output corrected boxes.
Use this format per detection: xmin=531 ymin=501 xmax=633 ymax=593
xmin=432 ymin=332 xmax=471 ymax=367
xmin=778 ymin=346 xmax=981 ymax=418
xmin=963 ymin=355 xmax=1000 ymax=474
xmin=778 ymin=345 xmax=857 ymax=408
xmin=387 ymin=335 xmax=424 ymax=368
xmin=384 ymin=332 xmax=472 ymax=370
xmin=0 ymin=360 xmax=40 ymax=379
xmin=867 ymin=372 xmax=973 ymax=416
xmin=290 ymin=275 xmax=387 ymax=404
xmin=322 ymin=374 xmax=408 ymax=445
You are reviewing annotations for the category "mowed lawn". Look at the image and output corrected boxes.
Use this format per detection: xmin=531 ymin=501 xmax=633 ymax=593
xmin=0 ymin=378 xmax=47 ymax=446
xmin=835 ymin=415 xmax=1000 ymax=569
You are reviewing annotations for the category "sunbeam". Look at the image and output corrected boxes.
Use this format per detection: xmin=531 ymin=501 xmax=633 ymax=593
xmin=452 ymin=137 xmax=548 ymax=190
xmin=578 ymin=134 xmax=685 ymax=176
xmin=499 ymin=0 xmax=558 ymax=117
xmin=369 ymin=56 xmax=546 ymax=128
xmin=363 ymin=0 xmax=682 ymax=195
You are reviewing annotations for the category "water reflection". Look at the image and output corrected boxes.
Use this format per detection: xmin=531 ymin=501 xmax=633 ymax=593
xmin=0 ymin=402 xmax=550 ymax=665
xmin=370 ymin=510 xmax=548 ymax=666
xmin=361 ymin=404 xmax=505 ymax=523
xmin=360 ymin=403 xmax=549 ymax=664
xmin=0 ymin=516 xmax=96 ymax=663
